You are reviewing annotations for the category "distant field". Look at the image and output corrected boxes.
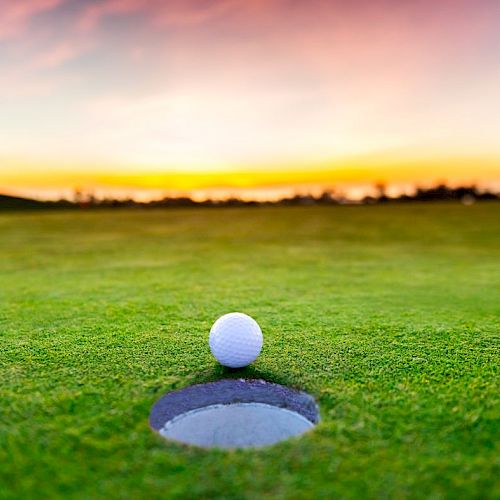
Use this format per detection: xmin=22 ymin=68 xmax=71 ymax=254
xmin=0 ymin=204 xmax=499 ymax=499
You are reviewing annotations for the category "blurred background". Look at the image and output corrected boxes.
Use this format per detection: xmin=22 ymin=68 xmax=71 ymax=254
xmin=0 ymin=0 xmax=499 ymax=204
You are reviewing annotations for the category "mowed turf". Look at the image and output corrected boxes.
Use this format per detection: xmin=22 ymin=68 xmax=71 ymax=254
xmin=0 ymin=204 xmax=498 ymax=499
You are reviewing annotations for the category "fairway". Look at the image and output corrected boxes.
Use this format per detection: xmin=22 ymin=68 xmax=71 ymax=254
xmin=0 ymin=204 xmax=499 ymax=499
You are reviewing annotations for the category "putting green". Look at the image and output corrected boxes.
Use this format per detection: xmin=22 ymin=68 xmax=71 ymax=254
xmin=0 ymin=204 xmax=498 ymax=498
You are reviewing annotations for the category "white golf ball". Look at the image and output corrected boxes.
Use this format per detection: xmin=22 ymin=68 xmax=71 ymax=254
xmin=209 ymin=313 xmax=263 ymax=368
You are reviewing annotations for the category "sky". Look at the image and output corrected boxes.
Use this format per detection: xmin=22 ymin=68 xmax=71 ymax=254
xmin=0 ymin=0 xmax=499 ymax=200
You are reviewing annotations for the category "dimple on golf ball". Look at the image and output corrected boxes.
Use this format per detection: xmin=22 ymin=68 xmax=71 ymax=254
xmin=209 ymin=313 xmax=263 ymax=368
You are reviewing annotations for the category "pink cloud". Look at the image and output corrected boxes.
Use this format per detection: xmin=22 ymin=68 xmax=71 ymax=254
xmin=33 ymin=41 xmax=90 ymax=69
xmin=0 ymin=0 xmax=64 ymax=40
xmin=76 ymin=0 xmax=243 ymax=32
xmin=152 ymin=0 xmax=241 ymax=27
xmin=0 ymin=65 xmax=58 ymax=97
xmin=77 ymin=0 xmax=146 ymax=31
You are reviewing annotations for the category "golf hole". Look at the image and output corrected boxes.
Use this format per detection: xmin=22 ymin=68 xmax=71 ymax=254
xmin=149 ymin=379 xmax=319 ymax=449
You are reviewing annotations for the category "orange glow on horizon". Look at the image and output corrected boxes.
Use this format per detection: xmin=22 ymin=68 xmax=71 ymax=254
xmin=2 ymin=155 xmax=499 ymax=188
xmin=1 ymin=155 xmax=499 ymax=201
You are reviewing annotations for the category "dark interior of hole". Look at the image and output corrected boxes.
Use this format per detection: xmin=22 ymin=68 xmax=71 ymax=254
xmin=149 ymin=379 xmax=319 ymax=432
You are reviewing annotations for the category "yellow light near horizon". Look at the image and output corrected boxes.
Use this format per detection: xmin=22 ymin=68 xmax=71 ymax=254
xmin=1 ymin=155 xmax=499 ymax=195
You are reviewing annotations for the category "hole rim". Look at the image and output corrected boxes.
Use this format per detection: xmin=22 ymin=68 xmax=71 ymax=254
xmin=150 ymin=378 xmax=320 ymax=448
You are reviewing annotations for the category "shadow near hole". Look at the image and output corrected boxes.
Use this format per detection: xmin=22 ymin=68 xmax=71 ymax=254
xmin=188 ymin=364 xmax=309 ymax=391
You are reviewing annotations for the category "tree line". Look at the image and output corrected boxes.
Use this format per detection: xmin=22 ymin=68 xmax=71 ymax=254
xmin=0 ymin=184 xmax=498 ymax=211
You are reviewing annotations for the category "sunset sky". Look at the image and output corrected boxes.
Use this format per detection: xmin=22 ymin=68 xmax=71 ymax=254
xmin=0 ymin=0 xmax=499 ymax=200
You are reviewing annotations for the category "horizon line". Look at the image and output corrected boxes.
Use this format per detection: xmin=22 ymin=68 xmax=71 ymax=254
xmin=2 ymin=180 xmax=500 ymax=204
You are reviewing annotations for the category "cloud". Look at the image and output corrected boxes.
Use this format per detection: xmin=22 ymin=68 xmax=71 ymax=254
xmin=152 ymin=0 xmax=242 ymax=27
xmin=0 ymin=0 xmax=64 ymax=40
xmin=76 ymin=0 xmax=146 ymax=31
xmin=33 ymin=41 xmax=90 ymax=69
xmin=0 ymin=72 xmax=57 ymax=98
xmin=76 ymin=0 xmax=243 ymax=32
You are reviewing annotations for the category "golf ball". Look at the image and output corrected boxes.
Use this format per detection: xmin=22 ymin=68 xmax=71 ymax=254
xmin=209 ymin=313 xmax=263 ymax=368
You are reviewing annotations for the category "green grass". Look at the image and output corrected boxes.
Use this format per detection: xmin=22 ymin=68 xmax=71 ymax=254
xmin=0 ymin=204 xmax=499 ymax=499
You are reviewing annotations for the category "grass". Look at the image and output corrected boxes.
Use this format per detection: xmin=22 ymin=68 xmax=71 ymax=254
xmin=0 ymin=203 xmax=498 ymax=499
